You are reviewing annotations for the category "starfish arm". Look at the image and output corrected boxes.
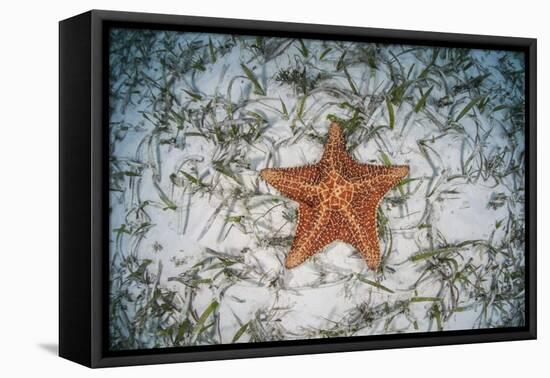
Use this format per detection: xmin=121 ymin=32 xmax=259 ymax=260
xmin=319 ymin=124 xmax=403 ymax=183
xmin=353 ymin=165 xmax=409 ymax=199
xmin=285 ymin=205 xmax=335 ymax=268
xmin=320 ymin=122 xmax=348 ymax=171
xmin=345 ymin=163 xmax=409 ymax=182
xmin=260 ymin=165 xmax=320 ymax=205
xmin=341 ymin=205 xmax=382 ymax=270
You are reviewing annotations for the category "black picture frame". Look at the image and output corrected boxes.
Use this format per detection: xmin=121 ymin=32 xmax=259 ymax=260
xmin=59 ymin=9 xmax=537 ymax=368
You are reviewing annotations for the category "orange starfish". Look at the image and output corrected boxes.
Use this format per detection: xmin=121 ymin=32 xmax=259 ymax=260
xmin=260 ymin=122 xmax=408 ymax=270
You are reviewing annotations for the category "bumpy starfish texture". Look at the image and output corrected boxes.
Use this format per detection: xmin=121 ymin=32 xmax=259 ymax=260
xmin=260 ymin=122 xmax=409 ymax=270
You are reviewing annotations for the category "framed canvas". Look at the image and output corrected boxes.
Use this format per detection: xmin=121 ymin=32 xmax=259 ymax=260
xmin=59 ymin=10 xmax=537 ymax=368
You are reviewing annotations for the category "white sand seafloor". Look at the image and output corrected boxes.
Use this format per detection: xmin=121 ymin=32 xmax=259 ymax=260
xmin=108 ymin=29 xmax=526 ymax=349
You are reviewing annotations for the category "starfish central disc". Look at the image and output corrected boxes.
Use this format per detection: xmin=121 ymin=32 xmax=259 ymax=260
xmin=318 ymin=171 xmax=354 ymax=210
xmin=260 ymin=122 xmax=409 ymax=270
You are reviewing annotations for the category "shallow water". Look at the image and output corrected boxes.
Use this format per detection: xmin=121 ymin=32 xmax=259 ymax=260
xmin=108 ymin=28 xmax=526 ymax=350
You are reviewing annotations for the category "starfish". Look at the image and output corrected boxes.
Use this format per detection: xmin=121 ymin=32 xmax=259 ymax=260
xmin=260 ymin=122 xmax=408 ymax=270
